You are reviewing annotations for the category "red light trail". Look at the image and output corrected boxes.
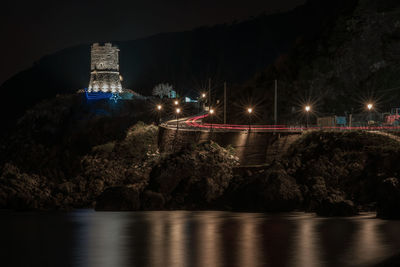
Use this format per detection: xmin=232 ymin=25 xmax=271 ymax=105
xmin=182 ymin=114 xmax=400 ymax=132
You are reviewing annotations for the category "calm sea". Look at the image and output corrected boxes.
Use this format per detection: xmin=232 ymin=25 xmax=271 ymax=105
xmin=0 ymin=210 xmax=399 ymax=267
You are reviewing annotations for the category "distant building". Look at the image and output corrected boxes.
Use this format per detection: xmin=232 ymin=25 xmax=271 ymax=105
xmin=88 ymin=43 xmax=123 ymax=93
xmin=169 ymin=90 xmax=177 ymax=99
xmin=184 ymin=96 xmax=197 ymax=103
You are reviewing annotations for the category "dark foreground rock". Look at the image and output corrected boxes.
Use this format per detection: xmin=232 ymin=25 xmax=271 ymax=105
xmin=95 ymin=186 xmax=140 ymax=211
xmin=377 ymin=178 xmax=400 ymax=219
xmin=316 ymin=194 xmax=358 ymax=217
xmin=3 ymin=128 xmax=400 ymax=216
xmin=0 ymin=163 xmax=57 ymax=210
xmin=0 ymin=122 xmax=158 ymax=211
xmin=141 ymin=190 xmax=165 ymax=210
xmin=221 ymin=165 xmax=303 ymax=212
xmin=374 ymin=253 xmax=400 ymax=267
xmin=147 ymin=141 xmax=239 ymax=209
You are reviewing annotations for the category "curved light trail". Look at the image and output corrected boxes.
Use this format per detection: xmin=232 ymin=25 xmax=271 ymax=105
xmin=179 ymin=114 xmax=400 ymax=132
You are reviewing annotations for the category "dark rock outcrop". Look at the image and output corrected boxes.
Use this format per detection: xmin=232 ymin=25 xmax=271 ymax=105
xmin=377 ymin=178 xmax=400 ymax=219
xmin=286 ymin=131 xmax=400 ymax=216
xmin=0 ymin=120 xmax=159 ymax=211
xmin=316 ymin=194 xmax=358 ymax=217
xmin=0 ymin=163 xmax=56 ymax=210
xmin=302 ymin=176 xmax=329 ymax=211
xmin=95 ymin=186 xmax=140 ymax=211
xmin=147 ymin=141 xmax=239 ymax=209
xmin=222 ymin=165 xmax=303 ymax=212
xmin=374 ymin=253 xmax=400 ymax=267
xmin=141 ymin=190 xmax=165 ymax=210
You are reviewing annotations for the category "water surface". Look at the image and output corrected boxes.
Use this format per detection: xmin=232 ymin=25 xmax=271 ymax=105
xmin=0 ymin=210 xmax=399 ymax=267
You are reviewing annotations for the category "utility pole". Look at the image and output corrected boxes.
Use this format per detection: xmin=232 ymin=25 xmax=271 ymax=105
xmin=208 ymin=78 xmax=211 ymax=110
xmin=224 ymin=81 xmax=227 ymax=124
xmin=274 ymin=79 xmax=278 ymax=125
xmin=349 ymin=114 xmax=352 ymax=128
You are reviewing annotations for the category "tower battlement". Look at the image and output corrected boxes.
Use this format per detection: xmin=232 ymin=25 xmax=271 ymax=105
xmin=88 ymin=42 xmax=122 ymax=93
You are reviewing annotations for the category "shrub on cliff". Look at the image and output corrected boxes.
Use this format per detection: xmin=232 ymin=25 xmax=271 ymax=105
xmin=0 ymin=163 xmax=56 ymax=210
xmin=81 ymin=122 xmax=159 ymax=189
xmin=0 ymin=94 xmax=153 ymax=181
xmin=146 ymin=141 xmax=239 ymax=209
xmin=286 ymin=131 xmax=400 ymax=210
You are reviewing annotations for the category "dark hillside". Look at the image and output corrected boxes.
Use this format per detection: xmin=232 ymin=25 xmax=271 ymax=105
xmin=0 ymin=0 xmax=356 ymax=131
xmin=226 ymin=0 xmax=400 ymax=124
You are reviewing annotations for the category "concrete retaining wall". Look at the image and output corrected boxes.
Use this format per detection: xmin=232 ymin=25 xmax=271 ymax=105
xmin=158 ymin=127 xmax=302 ymax=165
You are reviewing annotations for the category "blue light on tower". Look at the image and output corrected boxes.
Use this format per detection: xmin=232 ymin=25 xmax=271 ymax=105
xmin=85 ymin=88 xmax=122 ymax=103
xmin=85 ymin=88 xmax=112 ymax=100
xmin=109 ymin=93 xmax=122 ymax=103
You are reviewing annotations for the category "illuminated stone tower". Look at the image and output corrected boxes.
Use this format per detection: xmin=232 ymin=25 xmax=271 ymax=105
xmin=88 ymin=43 xmax=123 ymax=93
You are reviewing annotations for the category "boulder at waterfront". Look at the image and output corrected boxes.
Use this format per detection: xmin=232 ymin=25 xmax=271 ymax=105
xmin=316 ymin=195 xmax=357 ymax=217
xmin=377 ymin=178 xmax=400 ymax=219
xmin=374 ymin=253 xmax=400 ymax=267
xmin=95 ymin=186 xmax=141 ymax=211
xmin=141 ymin=190 xmax=166 ymax=210
xmin=221 ymin=165 xmax=303 ymax=212
xmin=147 ymin=141 xmax=239 ymax=209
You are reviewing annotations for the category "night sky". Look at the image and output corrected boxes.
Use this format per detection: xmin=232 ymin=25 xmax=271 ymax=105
xmin=1 ymin=0 xmax=305 ymax=85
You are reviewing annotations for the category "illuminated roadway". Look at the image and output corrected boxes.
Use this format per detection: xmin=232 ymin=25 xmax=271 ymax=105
xmin=162 ymin=114 xmax=400 ymax=133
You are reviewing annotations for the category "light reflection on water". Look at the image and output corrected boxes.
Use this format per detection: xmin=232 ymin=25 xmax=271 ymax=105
xmin=1 ymin=211 xmax=400 ymax=267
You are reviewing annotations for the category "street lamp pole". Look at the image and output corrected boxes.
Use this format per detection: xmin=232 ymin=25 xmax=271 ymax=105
xmin=305 ymin=105 xmax=311 ymax=129
xmin=367 ymin=103 xmax=373 ymax=126
xmin=209 ymin=108 xmax=214 ymax=132
xmin=247 ymin=108 xmax=253 ymax=131
xmin=200 ymin=93 xmax=206 ymax=113
xmin=176 ymin=108 xmax=181 ymax=130
xmin=156 ymin=105 xmax=162 ymax=125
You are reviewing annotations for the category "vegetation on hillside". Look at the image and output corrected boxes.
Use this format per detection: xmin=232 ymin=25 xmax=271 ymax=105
xmin=222 ymin=0 xmax=400 ymax=124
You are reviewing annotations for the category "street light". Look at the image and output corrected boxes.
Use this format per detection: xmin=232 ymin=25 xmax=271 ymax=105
xmin=174 ymin=100 xmax=179 ymax=106
xmin=367 ymin=103 xmax=373 ymax=126
xmin=305 ymin=105 xmax=311 ymax=128
xmin=199 ymin=93 xmax=207 ymax=113
xmin=209 ymin=108 xmax=215 ymax=132
xmin=198 ymin=93 xmax=207 ymax=113
xmin=247 ymin=107 xmax=253 ymax=131
xmin=176 ymin=107 xmax=181 ymax=130
xmin=156 ymin=105 xmax=162 ymax=124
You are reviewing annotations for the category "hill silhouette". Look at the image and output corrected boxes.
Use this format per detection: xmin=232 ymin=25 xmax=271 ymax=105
xmin=222 ymin=0 xmax=400 ymax=124
xmin=0 ymin=0 xmax=355 ymax=131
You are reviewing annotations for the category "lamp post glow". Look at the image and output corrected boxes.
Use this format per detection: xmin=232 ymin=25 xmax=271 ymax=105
xmin=156 ymin=105 xmax=162 ymax=124
xmin=305 ymin=105 xmax=311 ymax=128
xmin=199 ymin=93 xmax=207 ymax=113
xmin=209 ymin=108 xmax=215 ymax=132
xmin=367 ymin=103 xmax=373 ymax=125
xmin=174 ymin=100 xmax=179 ymax=106
xmin=200 ymin=93 xmax=207 ymax=113
xmin=247 ymin=107 xmax=253 ymax=131
xmin=176 ymin=108 xmax=181 ymax=130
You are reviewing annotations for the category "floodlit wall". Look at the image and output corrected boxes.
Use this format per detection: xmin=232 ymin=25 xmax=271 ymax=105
xmin=158 ymin=127 xmax=301 ymax=165
xmin=88 ymin=43 xmax=123 ymax=93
